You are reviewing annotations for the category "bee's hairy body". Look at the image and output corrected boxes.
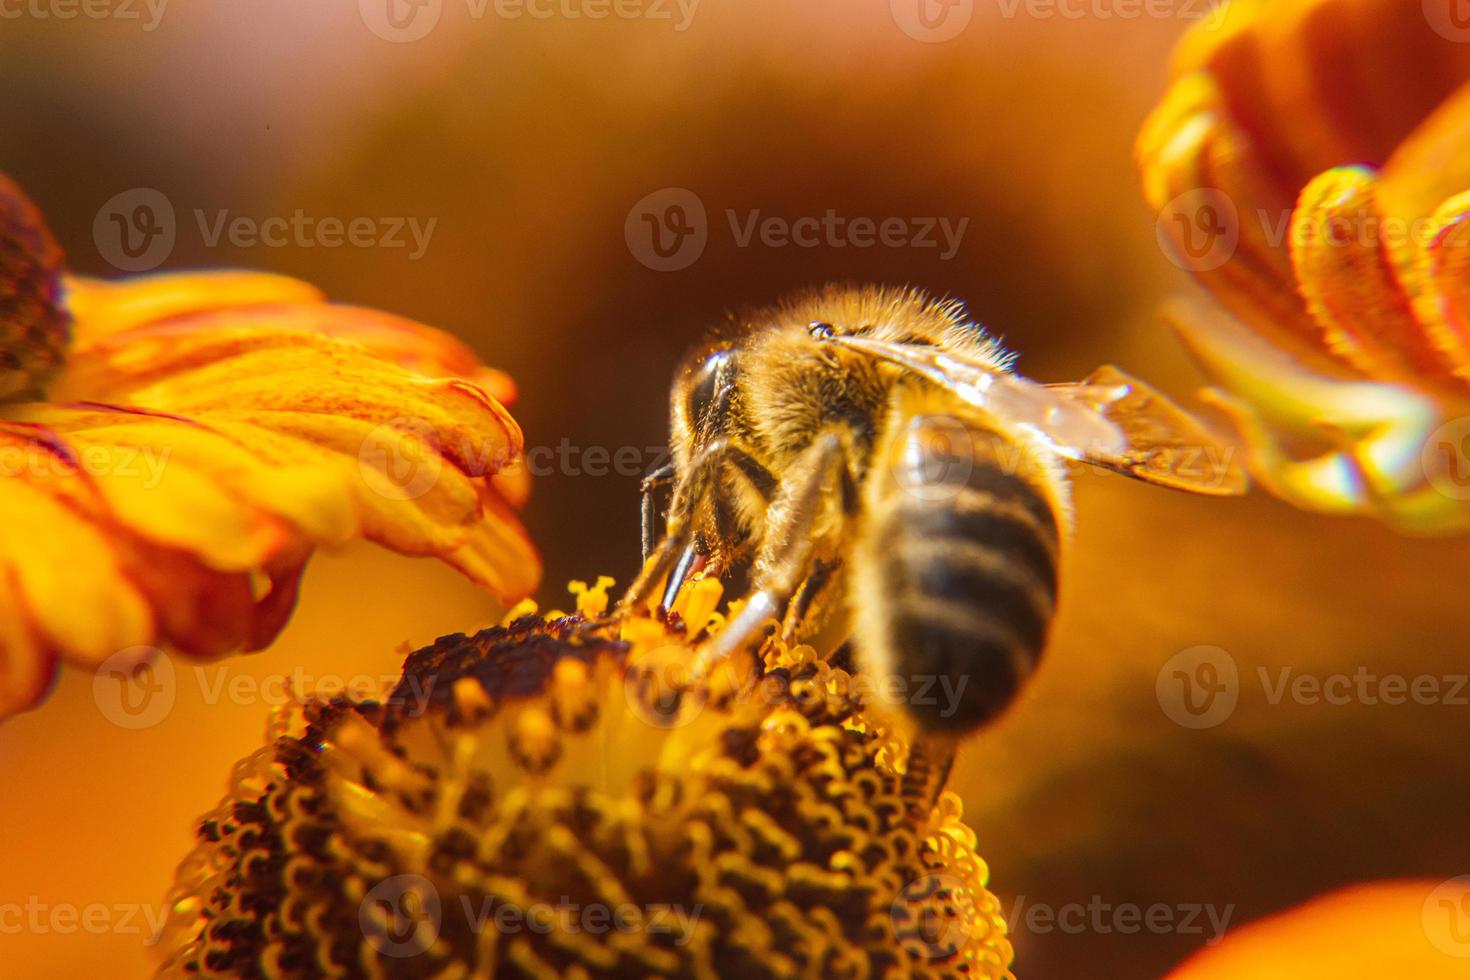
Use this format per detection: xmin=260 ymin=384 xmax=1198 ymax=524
xmin=632 ymin=285 xmax=1070 ymax=733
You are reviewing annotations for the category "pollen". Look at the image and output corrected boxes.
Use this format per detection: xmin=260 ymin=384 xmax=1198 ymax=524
xmin=154 ymin=578 xmax=1015 ymax=979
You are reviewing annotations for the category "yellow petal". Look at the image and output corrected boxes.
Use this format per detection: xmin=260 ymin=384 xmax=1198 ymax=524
xmin=0 ymin=474 xmax=155 ymax=664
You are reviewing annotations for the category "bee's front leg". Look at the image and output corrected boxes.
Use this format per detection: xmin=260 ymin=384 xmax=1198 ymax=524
xmin=618 ymin=439 xmax=773 ymax=616
xmin=696 ymin=433 xmax=856 ymax=672
xmin=639 ymin=461 xmax=678 ymax=561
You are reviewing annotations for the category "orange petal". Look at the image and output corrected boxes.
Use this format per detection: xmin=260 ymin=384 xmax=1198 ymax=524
xmin=1169 ymin=879 xmax=1470 ymax=979
xmin=0 ymin=566 xmax=53 ymax=718
xmin=1136 ymin=73 xmax=1332 ymax=367
xmin=1289 ymin=166 xmax=1463 ymax=384
xmin=1172 ymin=0 xmax=1470 ymax=189
xmin=0 ymin=266 xmax=539 ymax=720
xmin=1427 ymin=189 xmax=1470 ymax=347
xmin=63 ymin=271 xmax=324 ymax=345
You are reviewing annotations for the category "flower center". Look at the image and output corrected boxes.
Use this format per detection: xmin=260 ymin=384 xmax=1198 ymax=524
xmin=0 ymin=173 xmax=69 ymax=402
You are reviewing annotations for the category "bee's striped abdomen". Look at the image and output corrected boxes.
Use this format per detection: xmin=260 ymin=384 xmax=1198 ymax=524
xmin=853 ymin=413 xmax=1063 ymax=732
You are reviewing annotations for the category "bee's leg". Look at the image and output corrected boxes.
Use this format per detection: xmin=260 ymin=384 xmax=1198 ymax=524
xmin=640 ymin=461 xmax=678 ymax=561
xmin=660 ymin=541 xmax=703 ymax=613
xmin=902 ymin=733 xmax=959 ymax=823
xmin=696 ymin=434 xmax=854 ymax=671
xmin=619 ymin=440 xmax=772 ymax=614
xmin=781 ymin=557 xmax=840 ymax=644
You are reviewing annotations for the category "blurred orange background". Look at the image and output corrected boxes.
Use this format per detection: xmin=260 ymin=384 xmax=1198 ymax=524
xmin=2 ymin=2 xmax=1469 ymax=977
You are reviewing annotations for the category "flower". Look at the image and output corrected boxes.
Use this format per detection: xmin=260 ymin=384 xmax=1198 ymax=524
xmin=1137 ymin=0 xmax=1470 ymax=530
xmin=1168 ymin=879 xmax=1470 ymax=979
xmin=0 ymin=173 xmax=539 ymax=719
xmin=153 ymin=577 xmax=1014 ymax=979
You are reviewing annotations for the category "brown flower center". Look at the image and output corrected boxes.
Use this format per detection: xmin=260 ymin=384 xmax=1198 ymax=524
xmin=0 ymin=172 xmax=69 ymax=402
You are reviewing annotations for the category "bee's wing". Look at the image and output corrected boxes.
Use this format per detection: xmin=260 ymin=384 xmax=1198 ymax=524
xmin=823 ymin=333 xmax=1130 ymax=458
xmin=1045 ymin=365 xmax=1248 ymax=495
xmin=824 ymin=334 xmax=1246 ymax=496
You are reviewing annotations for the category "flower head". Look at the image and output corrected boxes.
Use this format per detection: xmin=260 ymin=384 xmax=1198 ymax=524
xmin=154 ymin=578 xmax=1014 ymax=979
xmin=0 ymin=174 xmax=539 ymax=718
xmin=1137 ymin=0 xmax=1470 ymax=529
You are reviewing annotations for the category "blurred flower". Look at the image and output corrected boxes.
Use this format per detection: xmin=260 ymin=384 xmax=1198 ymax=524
xmin=1138 ymin=0 xmax=1470 ymax=529
xmin=154 ymin=577 xmax=1014 ymax=979
xmin=1168 ymin=878 xmax=1470 ymax=978
xmin=0 ymin=172 xmax=539 ymax=719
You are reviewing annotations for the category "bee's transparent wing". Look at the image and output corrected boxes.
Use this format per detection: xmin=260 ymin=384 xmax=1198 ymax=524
xmin=824 ymin=334 xmax=1246 ymax=495
xmin=823 ymin=333 xmax=1129 ymax=457
xmin=1045 ymin=365 xmax=1248 ymax=495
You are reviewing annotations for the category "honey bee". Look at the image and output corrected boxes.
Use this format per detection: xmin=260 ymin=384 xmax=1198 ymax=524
xmin=621 ymin=285 xmax=1244 ymax=740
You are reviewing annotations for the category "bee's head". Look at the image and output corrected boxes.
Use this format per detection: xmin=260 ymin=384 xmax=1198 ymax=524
xmin=806 ymin=317 xmax=938 ymax=348
xmin=670 ymin=343 xmax=741 ymax=453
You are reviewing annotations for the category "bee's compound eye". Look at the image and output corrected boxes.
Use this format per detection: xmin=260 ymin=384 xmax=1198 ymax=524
xmin=687 ymin=349 xmax=735 ymax=424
